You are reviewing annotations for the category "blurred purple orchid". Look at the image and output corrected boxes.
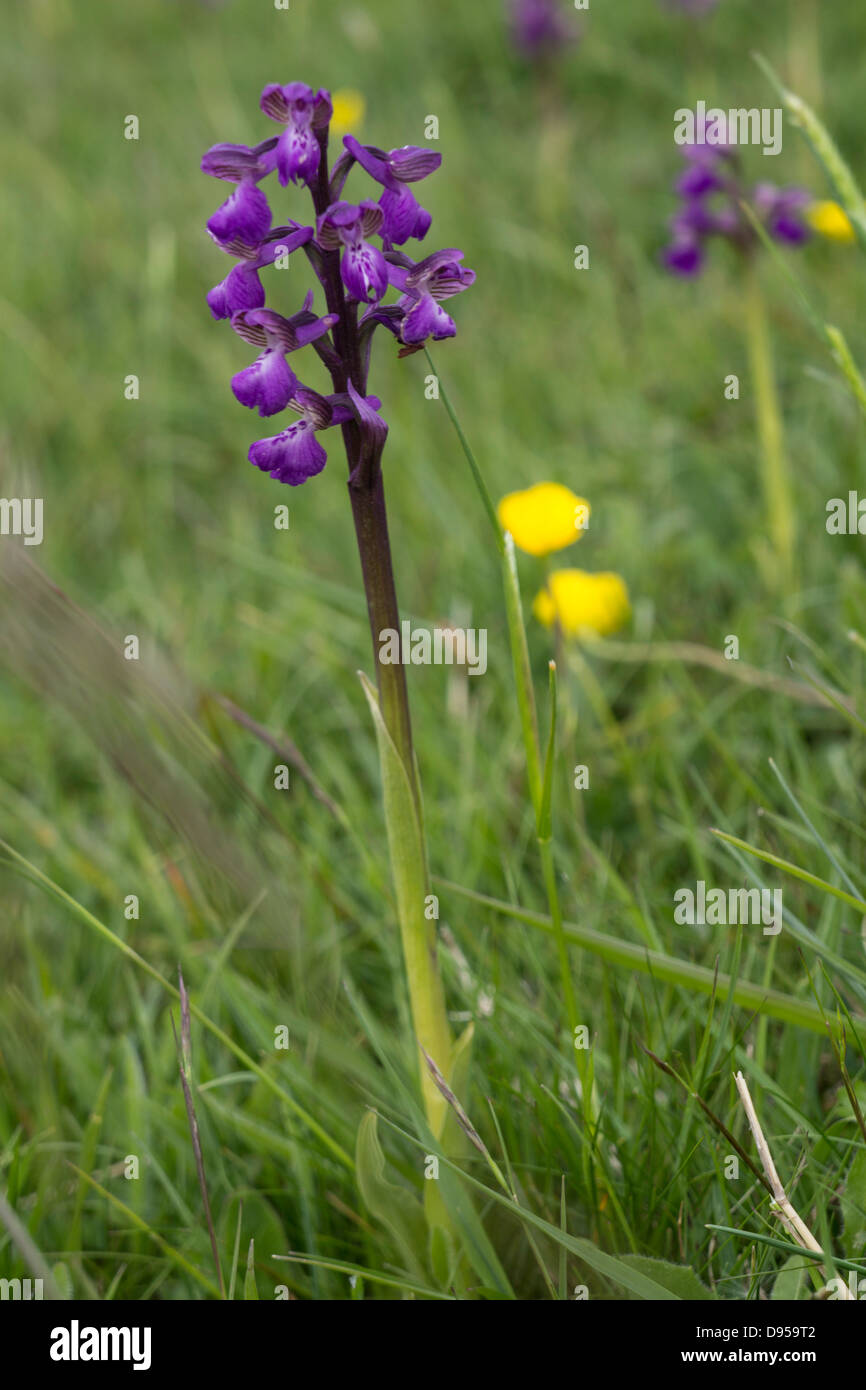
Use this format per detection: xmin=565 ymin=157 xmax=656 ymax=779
xmin=507 ymin=0 xmax=580 ymax=60
xmin=662 ymin=127 xmax=811 ymax=277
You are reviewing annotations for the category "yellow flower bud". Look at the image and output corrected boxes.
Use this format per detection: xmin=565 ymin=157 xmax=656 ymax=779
xmin=807 ymin=200 xmax=856 ymax=244
xmin=533 ymin=569 xmax=630 ymax=638
xmin=330 ymin=89 xmax=366 ymax=137
xmin=497 ymin=482 xmax=590 ymax=557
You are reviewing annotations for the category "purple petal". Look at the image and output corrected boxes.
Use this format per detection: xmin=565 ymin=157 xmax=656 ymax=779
xmin=676 ymin=165 xmax=724 ymax=198
xmin=329 ymin=391 xmax=383 ymax=424
xmin=253 ymin=223 xmax=315 ymax=269
xmin=260 ymin=81 xmax=315 ymax=124
xmin=359 ymin=200 xmax=385 ymax=238
xmin=293 ymin=387 xmax=334 ymax=429
xmin=207 ymin=182 xmax=272 ymax=248
xmin=275 ymin=125 xmax=320 ymax=187
xmin=385 ymin=261 xmax=411 ymax=293
xmin=317 ymin=200 xmax=362 ymax=249
xmin=406 ymin=247 xmax=465 ymax=286
xmin=341 ymin=238 xmax=389 ymax=303
xmin=232 ymin=351 xmax=298 ymax=417
xmin=206 ymin=264 xmax=265 ymax=320
xmin=345 ymin=381 xmax=388 ymax=447
xmin=430 ymin=264 xmax=476 ymax=300
xmin=662 ymin=238 xmax=705 ymax=276
xmin=312 ymin=89 xmax=333 ymax=130
xmin=387 ymin=146 xmax=442 ymax=183
xmin=232 ymin=300 xmax=336 ymax=352
xmin=343 ymin=136 xmax=389 ymax=186
xmin=249 ymin=421 xmax=328 ymax=485
xmin=770 ymin=215 xmax=810 ymax=245
xmin=201 ymin=143 xmax=261 ymax=182
xmin=401 ymin=292 xmax=456 ymax=343
xmin=379 ymin=184 xmax=431 ymax=245
xmin=359 ymin=304 xmax=404 ymax=338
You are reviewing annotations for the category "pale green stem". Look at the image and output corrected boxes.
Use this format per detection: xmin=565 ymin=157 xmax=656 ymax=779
xmin=744 ymin=261 xmax=796 ymax=597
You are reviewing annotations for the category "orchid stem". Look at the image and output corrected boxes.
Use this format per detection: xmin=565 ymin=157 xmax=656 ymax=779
xmin=310 ymin=142 xmax=452 ymax=1140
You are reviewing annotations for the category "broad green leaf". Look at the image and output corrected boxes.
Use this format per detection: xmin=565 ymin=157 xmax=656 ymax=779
xmin=620 ymin=1256 xmax=716 ymax=1300
xmin=358 ymin=673 xmax=452 ymax=1137
xmin=772 ymin=1254 xmax=812 ymax=1301
xmin=356 ymin=1110 xmax=427 ymax=1281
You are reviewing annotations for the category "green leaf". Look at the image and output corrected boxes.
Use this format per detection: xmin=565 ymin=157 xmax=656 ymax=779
xmin=243 ymin=1238 xmax=259 ymax=1300
xmin=383 ymin=1115 xmax=683 ymax=1300
xmin=51 ymin=1262 xmax=74 ymax=1300
xmin=841 ymin=1150 xmax=866 ymax=1258
xmin=538 ymin=660 xmax=557 ymax=842
xmin=620 ymin=1256 xmax=716 ymax=1300
xmin=436 ymin=878 xmax=847 ymax=1035
xmin=501 ymin=534 xmax=542 ymax=814
xmin=441 ymin=1021 xmax=475 ymax=1159
xmin=358 ymin=673 xmax=452 ymax=1137
xmin=355 ymin=1110 xmax=428 ymax=1281
xmin=274 ymin=1253 xmax=454 ymax=1300
xmin=771 ymin=1254 xmax=812 ymax=1301
xmin=710 ymin=829 xmax=866 ymax=916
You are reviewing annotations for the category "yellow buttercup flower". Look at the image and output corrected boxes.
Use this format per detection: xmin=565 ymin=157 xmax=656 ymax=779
xmin=330 ymin=89 xmax=366 ymax=137
xmin=807 ymin=200 xmax=856 ymax=244
xmin=533 ymin=569 xmax=630 ymax=638
xmin=497 ymin=482 xmax=590 ymax=557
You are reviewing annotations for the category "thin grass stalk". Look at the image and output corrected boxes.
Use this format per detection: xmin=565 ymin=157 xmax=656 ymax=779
xmin=744 ymin=260 xmax=795 ymax=596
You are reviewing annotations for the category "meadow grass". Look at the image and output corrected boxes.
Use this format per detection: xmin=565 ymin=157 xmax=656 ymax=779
xmin=1 ymin=0 xmax=866 ymax=1299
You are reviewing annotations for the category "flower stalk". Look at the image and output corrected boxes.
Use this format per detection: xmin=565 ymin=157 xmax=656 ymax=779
xmin=201 ymin=84 xmax=475 ymax=1142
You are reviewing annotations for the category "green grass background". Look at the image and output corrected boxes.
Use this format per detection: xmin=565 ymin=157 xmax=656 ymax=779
xmin=1 ymin=0 xmax=866 ymax=1299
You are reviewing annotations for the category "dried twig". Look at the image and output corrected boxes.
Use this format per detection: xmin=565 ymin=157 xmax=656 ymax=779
xmin=213 ymin=693 xmax=343 ymax=821
xmin=734 ymin=1069 xmax=855 ymax=1299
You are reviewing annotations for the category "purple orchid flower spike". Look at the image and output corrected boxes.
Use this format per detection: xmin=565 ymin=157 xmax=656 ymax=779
xmin=206 ymin=223 xmax=314 ymax=320
xmin=201 ymin=139 xmax=278 ymax=247
xmin=317 ymin=201 xmax=389 ymax=303
xmin=343 ymin=137 xmax=441 ymax=245
xmin=203 ymin=82 xmax=472 ymax=464
xmin=507 ymin=0 xmax=580 ymax=60
xmin=229 ymin=294 xmax=338 ymax=417
xmin=260 ymin=82 xmax=333 ymax=187
xmin=249 ymin=386 xmax=384 ymax=485
xmin=662 ymin=116 xmax=812 ymax=276
xmin=376 ymin=248 xmax=476 ymax=345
